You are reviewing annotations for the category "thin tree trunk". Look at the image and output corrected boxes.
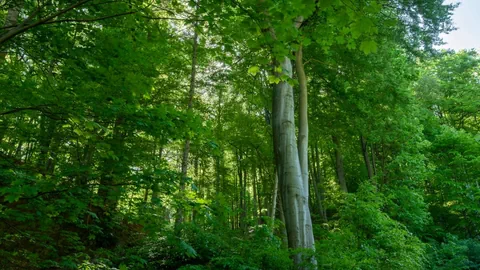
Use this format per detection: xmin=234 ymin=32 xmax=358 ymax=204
xmin=360 ymin=135 xmax=374 ymax=180
xmin=332 ymin=135 xmax=348 ymax=192
xmin=270 ymin=169 xmax=278 ymax=231
xmin=371 ymin=143 xmax=377 ymax=176
xmin=97 ymin=117 xmax=125 ymax=214
xmin=316 ymin=145 xmax=328 ymax=221
xmin=381 ymin=140 xmax=387 ymax=185
xmin=253 ymin=167 xmax=259 ymax=224
xmin=37 ymin=116 xmax=56 ymax=173
xmin=297 ymin=45 xmax=309 ymax=200
xmin=311 ymin=145 xmax=327 ymax=222
xmin=175 ymin=15 xmax=198 ymax=230
xmin=151 ymin=144 xmax=163 ymax=201
xmin=215 ymin=156 xmax=221 ymax=194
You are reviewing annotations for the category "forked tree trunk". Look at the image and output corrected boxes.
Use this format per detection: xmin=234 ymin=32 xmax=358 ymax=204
xmin=273 ymin=50 xmax=316 ymax=268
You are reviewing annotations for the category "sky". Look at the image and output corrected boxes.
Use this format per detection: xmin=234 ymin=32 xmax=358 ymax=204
xmin=438 ymin=0 xmax=480 ymax=51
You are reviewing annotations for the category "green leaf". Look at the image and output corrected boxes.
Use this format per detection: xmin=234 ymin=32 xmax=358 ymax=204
xmin=268 ymin=75 xmax=281 ymax=84
xmin=360 ymin=40 xmax=378 ymax=54
xmin=247 ymin=66 xmax=260 ymax=75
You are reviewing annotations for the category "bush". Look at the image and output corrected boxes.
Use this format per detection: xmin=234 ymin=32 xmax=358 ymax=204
xmin=317 ymin=183 xmax=426 ymax=270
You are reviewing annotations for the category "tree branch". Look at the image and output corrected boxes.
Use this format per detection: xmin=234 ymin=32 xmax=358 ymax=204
xmin=43 ymin=11 xmax=136 ymax=25
xmin=0 ymin=0 xmax=92 ymax=45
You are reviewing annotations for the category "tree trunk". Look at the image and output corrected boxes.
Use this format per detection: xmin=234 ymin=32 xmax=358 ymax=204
xmin=175 ymin=18 xmax=198 ymax=230
xmin=151 ymin=144 xmax=163 ymax=201
xmin=273 ymin=52 xmax=315 ymax=267
xmin=311 ymin=144 xmax=327 ymax=222
xmin=360 ymin=135 xmax=374 ymax=180
xmin=371 ymin=143 xmax=377 ymax=176
xmin=253 ymin=167 xmax=259 ymax=224
xmin=36 ymin=116 xmax=56 ymax=173
xmin=97 ymin=117 xmax=125 ymax=214
xmin=297 ymin=45 xmax=309 ymax=200
xmin=270 ymin=170 xmax=278 ymax=231
xmin=332 ymin=135 xmax=348 ymax=192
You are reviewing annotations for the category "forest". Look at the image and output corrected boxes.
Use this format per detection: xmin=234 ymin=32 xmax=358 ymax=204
xmin=1 ymin=0 xmax=480 ymax=269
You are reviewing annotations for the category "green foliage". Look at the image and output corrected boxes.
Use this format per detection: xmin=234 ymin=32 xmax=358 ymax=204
xmin=0 ymin=0 xmax=469 ymax=269
xmin=427 ymin=235 xmax=480 ymax=270
xmin=122 ymin=223 xmax=291 ymax=270
xmin=317 ymin=183 xmax=426 ymax=270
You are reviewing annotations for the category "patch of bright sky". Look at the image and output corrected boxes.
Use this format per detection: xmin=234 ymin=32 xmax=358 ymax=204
xmin=438 ymin=0 xmax=480 ymax=51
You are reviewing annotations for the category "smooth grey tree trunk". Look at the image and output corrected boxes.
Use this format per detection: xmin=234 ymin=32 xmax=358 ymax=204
xmin=273 ymin=52 xmax=316 ymax=268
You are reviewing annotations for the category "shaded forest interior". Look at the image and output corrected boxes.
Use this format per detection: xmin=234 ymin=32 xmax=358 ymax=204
xmin=1 ymin=0 xmax=480 ymax=269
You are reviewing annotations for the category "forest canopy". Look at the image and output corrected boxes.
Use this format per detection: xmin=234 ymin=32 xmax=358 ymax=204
xmin=1 ymin=0 xmax=479 ymax=269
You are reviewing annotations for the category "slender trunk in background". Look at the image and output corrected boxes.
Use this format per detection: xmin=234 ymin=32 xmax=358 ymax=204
xmin=175 ymin=16 xmax=198 ymax=230
xmin=237 ymin=149 xmax=247 ymax=232
xmin=78 ymin=143 xmax=95 ymax=186
xmin=371 ymin=143 xmax=377 ymax=176
xmin=310 ymin=145 xmax=327 ymax=222
xmin=215 ymin=87 xmax=223 ymax=195
xmin=98 ymin=117 xmax=125 ymax=214
xmin=315 ymin=145 xmax=328 ymax=221
xmin=14 ymin=141 xmax=23 ymax=158
xmin=270 ymin=170 xmax=278 ymax=231
xmin=241 ymin=166 xmax=248 ymax=231
xmin=37 ymin=116 xmax=56 ymax=174
xmin=194 ymin=156 xmax=199 ymax=177
xmin=332 ymin=135 xmax=348 ymax=192
xmin=381 ymin=140 xmax=387 ymax=185
xmin=253 ymin=167 xmax=259 ymax=223
xmin=256 ymin=169 xmax=263 ymax=222
xmin=45 ymin=131 xmax=61 ymax=175
xmin=360 ymin=135 xmax=374 ymax=180
xmin=215 ymin=156 xmax=221 ymax=194
xmin=152 ymin=144 xmax=163 ymax=201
